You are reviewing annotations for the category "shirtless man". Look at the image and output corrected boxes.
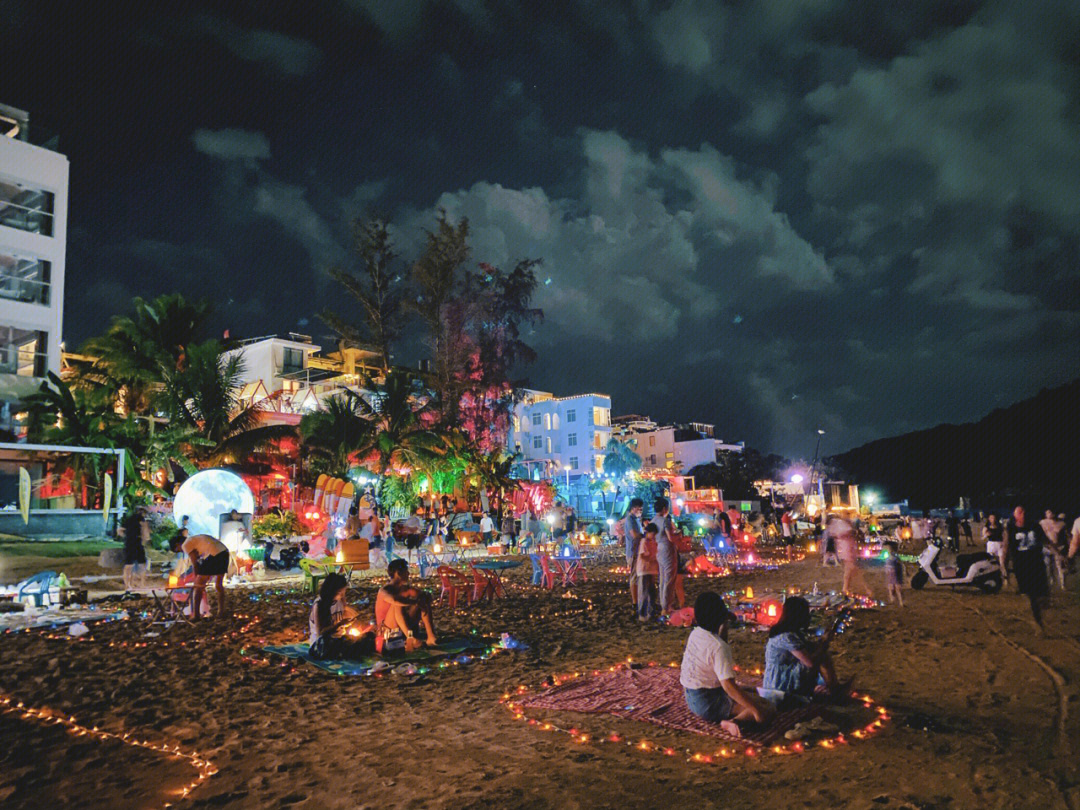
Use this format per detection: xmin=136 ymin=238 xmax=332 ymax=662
xmin=376 ymin=559 xmax=437 ymax=650
xmin=171 ymin=533 xmax=230 ymax=620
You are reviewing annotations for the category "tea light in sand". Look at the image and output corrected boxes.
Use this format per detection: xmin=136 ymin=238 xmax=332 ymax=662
xmin=336 ymin=550 xmax=344 ymax=563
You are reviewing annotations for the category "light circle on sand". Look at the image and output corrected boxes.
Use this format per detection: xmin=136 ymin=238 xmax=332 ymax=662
xmin=173 ymin=469 xmax=254 ymax=547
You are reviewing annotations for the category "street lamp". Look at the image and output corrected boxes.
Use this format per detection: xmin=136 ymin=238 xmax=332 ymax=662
xmin=790 ymin=473 xmax=804 ymax=484
xmin=808 ymin=429 xmax=825 ymax=510
xmin=563 ymin=464 xmax=571 ymax=489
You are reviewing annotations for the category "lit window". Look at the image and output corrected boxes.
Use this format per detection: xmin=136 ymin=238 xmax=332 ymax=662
xmin=544 ymin=413 xmax=551 ymax=430
xmin=512 ymin=416 xmax=520 ymax=432
xmin=594 ymin=455 xmax=603 ymax=472
xmin=546 ymin=437 xmax=552 ymax=453
xmin=648 ymin=435 xmax=656 ymax=447
xmin=593 ymin=407 xmax=610 ymax=427
xmin=567 ymin=433 xmax=577 ymax=447
xmin=665 ymin=452 xmax=674 ymax=459
xmin=566 ymin=409 xmax=576 ymax=423
xmin=552 ymin=414 xmax=559 ymax=430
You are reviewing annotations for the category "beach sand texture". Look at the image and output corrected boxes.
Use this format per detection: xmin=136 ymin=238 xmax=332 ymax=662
xmin=2 ymin=551 xmax=1078 ymax=810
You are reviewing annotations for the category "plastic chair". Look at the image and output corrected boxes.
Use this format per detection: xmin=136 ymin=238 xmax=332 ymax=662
xmin=299 ymin=558 xmax=327 ymax=595
xmin=437 ymin=566 xmax=473 ymax=609
xmin=18 ymin=571 xmax=57 ymax=607
xmin=537 ymin=555 xmax=558 ymax=590
xmin=528 ymin=554 xmax=546 ymax=586
xmin=415 ymin=550 xmax=436 ymax=579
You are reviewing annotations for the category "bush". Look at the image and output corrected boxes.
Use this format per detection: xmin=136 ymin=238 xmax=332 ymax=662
xmin=252 ymin=510 xmax=302 ymax=540
xmin=148 ymin=516 xmax=178 ymax=551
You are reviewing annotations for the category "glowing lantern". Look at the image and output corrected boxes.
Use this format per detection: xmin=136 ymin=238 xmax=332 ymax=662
xmin=335 ymin=550 xmax=344 ymax=564
xmin=745 ymin=586 xmax=754 ymax=599
xmin=347 ymin=627 xmax=361 ymax=637
xmin=808 ymin=542 xmax=817 ymax=553
xmin=433 ymin=543 xmax=442 ymax=554
xmin=168 ymin=574 xmax=178 ymax=588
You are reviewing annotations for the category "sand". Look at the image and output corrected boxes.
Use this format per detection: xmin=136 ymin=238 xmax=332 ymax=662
xmin=1 ymin=546 xmax=1078 ymax=810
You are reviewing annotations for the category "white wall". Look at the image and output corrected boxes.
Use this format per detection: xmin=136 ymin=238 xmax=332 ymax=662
xmin=508 ymin=392 xmax=612 ymax=478
xmin=0 ymin=134 xmax=68 ymax=382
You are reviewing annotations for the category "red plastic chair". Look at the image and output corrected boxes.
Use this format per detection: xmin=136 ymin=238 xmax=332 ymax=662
xmin=538 ymin=554 xmax=558 ymax=590
xmin=437 ymin=566 xmax=473 ymax=609
xmin=469 ymin=564 xmax=504 ymax=601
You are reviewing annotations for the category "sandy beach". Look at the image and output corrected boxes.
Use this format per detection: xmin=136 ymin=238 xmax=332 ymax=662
xmin=2 ymin=550 xmax=1078 ymax=810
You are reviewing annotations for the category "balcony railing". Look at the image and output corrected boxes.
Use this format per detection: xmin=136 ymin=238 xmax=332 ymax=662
xmin=0 ymin=348 xmax=47 ymax=377
xmin=0 ymin=274 xmax=49 ymax=305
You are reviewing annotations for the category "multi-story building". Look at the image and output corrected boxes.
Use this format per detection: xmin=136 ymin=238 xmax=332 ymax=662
xmin=618 ymin=418 xmax=744 ymax=472
xmin=0 ymin=104 xmax=67 ymax=435
xmin=220 ymin=334 xmax=382 ymax=422
xmin=507 ymin=389 xmax=612 ymax=479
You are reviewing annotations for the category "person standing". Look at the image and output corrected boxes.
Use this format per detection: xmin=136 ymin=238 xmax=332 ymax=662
xmin=945 ymin=513 xmax=960 ymax=553
xmin=1039 ymin=510 xmax=1068 ymax=590
xmin=172 ymin=533 xmax=230 ymax=621
xmin=780 ymin=510 xmax=795 ymax=560
xmin=983 ymin=513 xmax=1007 ymax=581
xmin=829 ymin=514 xmax=870 ymax=596
xmin=961 ymin=517 xmax=973 ymax=547
xmin=1005 ymin=505 xmax=1050 ymax=630
xmin=121 ymin=507 xmax=151 ymax=591
xmin=1069 ymin=512 xmax=1080 ymax=569
xmin=480 ymin=512 xmax=496 ymax=546
xmin=653 ymin=497 xmax=678 ymax=618
xmin=624 ymin=498 xmax=645 ymax=609
xmin=636 ymin=522 xmax=660 ymax=621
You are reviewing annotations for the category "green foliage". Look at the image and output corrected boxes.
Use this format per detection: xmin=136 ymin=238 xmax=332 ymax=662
xmin=0 ymin=540 xmax=122 ymax=558
xmin=380 ymin=475 xmax=419 ymax=513
xmin=252 ymin=510 xmax=302 ymax=540
xmin=148 ymin=516 xmax=178 ymax=551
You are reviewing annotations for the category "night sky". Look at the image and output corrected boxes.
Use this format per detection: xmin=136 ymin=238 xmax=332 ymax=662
xmin=4 ymin=1 xmax=1078 ymax=458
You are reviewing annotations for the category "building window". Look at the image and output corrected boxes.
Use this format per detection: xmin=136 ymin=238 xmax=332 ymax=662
xmin=593 ymin=432 xmax=606 ymax=450
xmin=532 ymin=413 xmax=542 ymax=426
xmin=648 ymin=435 xmax=656 ymax=447
xmin=512 ymin=416 xmax=520 ymax=433
xmin=281 ymin=347 xmax=304 ymax=375
xmin=566 ymin=409 xmax=576 ymax=423
xmin=0 ymin=325 xmax=46 ymax=377
xmin=649 ymin=454 xmax=657 ymax=465
xmin=544 ymin=413 xmax=551 ymax=430
xmin=533 ymin=435 xmax=542 ymax=449
xmin=552 ymin=414 xmax=559 ymax=430
xmin=570 ymin=457 xmax=578 ymax=470
xmin=0 ymin=179 xmax=55 ymax=236
xmin=546 ymin=437 xmax=552 ymax=453
xmin=567 ymin=433 xmax=577 ymax=447
xmin=0 ymin=254 xmax=50 ymax=306
xmin=593 ymin=407 xmax=610 ymax=427
xmin=665 ymin=452 xmax=674 ymax=459
xmin=594 ymin=455 xmax=603 ymax=473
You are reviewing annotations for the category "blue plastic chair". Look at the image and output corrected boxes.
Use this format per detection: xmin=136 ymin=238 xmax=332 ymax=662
xmin=416 ymin=550 xmax=436 ymax=579
xmin=701 ymin=533 xmax=719 ymax=555
xmin=18 ymin=571 xmax=57 ymax=607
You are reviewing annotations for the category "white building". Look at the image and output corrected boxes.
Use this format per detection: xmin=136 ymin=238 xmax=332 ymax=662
xmin=0 ymin=105 xmax=68 ymax=434
xmin=507 ymin=389 xmax=612 ymax=479
xmin=621 ymin=421 xmax=744 ymax=472
xmin=220 ymin=334 xmax=382 ymax=420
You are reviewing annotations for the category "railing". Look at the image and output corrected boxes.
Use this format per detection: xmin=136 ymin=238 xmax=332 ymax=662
xmin=0 ymin=348 xmax=47 ymax=377
xmin=0 ymin=193 xmax=54 ymax=237
xmin=0 ymin=274 xmax=49 ymax=305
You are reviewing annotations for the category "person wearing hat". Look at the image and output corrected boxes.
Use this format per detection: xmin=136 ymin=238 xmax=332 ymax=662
xmin=680 ymin=591 xmax=774 ymax=737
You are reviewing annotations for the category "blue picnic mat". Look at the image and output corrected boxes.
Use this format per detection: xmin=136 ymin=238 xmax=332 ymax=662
xmin=263 ymin=636 xmax=492 ymax=676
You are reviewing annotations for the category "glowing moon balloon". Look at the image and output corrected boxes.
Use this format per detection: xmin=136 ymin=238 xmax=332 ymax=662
xmin=173 ymin=469 xmax=255 ymax=544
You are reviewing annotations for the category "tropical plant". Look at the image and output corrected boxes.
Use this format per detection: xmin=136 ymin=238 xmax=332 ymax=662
xmin=603 ymin=438 xmax=643 ymax=479
xmin=162 ymin=340 xmax=297 ymax=465
xmin=299 ymin=390 xmax=375 ymax=478
xmin=322 ymin=218 xmax=405 ymax=370
xmin=252 ymin=510 xmax=302 ymax=541
xmin=78 ymin=293 xmax=211 ymax=415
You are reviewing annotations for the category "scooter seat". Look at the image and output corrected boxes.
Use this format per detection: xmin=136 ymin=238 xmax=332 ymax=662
xmin=955 ymin=552 xmax=992 ymax=575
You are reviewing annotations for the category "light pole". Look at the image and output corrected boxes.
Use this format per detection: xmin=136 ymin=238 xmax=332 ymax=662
xmin=563 ymin=464 xmax=571 ymax=489
xmin=808 ymin=429 xmax=825 ymax=512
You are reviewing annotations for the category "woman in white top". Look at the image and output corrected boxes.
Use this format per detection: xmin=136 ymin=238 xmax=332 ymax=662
xmin=680 ymin=592 xmax=774 ymax=737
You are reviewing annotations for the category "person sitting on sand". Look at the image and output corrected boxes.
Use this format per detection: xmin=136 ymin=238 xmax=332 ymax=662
xmin=762 ymin=596 xmax=847 ymax=698
xmin=308 ymin=573 xmax=375 ymax=660
xmin=375 ymin=559 xmax=437 ymax=651
xmin=170 ymin=533 xmax=230 ymax=621
xmin=680 ymin=591 xmax=774 ymax=737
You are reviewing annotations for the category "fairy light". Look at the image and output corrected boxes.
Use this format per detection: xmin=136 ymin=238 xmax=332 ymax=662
xmin=501 ymin=662 xmax=892 ymax=762
xmin=0 ymin=693 xmax=217 ymax=806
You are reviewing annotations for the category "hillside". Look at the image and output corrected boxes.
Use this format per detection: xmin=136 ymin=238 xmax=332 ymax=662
xmin=827 ymin=378 xmax=1080 ymax=511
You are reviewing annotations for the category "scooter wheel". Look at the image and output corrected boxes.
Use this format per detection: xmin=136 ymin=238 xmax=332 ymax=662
xmin=911 ymin=570 xmax=928 ymax=590
xmin=977 ymin=574 xmax=1002 ymax=594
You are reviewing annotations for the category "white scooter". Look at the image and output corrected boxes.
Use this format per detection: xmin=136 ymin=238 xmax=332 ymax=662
xmin=910 ymin=539 xmax=1002 ymax=593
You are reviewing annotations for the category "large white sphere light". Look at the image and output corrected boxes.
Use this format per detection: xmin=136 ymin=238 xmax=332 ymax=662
xmin=173 ymin=469 xmax=255 ymax=548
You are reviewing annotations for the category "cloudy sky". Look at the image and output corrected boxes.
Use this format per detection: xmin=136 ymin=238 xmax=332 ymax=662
xmin=4 ymin=0 xmax=1078 ymax=457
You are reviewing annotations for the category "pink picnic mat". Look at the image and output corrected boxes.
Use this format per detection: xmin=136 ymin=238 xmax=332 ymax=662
xmin=517 ymin=666 xmax=819 ymax=746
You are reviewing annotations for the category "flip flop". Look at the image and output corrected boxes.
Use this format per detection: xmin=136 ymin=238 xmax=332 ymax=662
xmin=370 ymin=660 xmax=392 ymax=674
xmin=394 ymin=663 xmax=419 ymax=676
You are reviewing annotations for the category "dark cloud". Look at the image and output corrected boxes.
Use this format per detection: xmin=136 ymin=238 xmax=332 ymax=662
xmin=6 ymin=0 xmax=1077 ymax=457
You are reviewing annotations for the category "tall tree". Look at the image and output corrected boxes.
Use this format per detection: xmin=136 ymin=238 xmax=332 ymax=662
xmin=299 ymin=389 xmax=375 ymax=478
xmin=410 ymin=211 xmax=471 ymax=409
xmin=321 ymin=218 xmax=404 ymax=370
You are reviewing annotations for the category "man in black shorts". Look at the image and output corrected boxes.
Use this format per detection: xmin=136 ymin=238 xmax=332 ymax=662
xmin=171 ymin=533 xmax=230 ymax=620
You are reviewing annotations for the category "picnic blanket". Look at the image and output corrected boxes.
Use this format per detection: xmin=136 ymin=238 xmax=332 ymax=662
xmin=0 ymin=606 xmax=126 ymax=634
xmin=517 ymin=666 xmax=819 ymax=746
xmin=263 ymin=636 xmax=490 ymax=676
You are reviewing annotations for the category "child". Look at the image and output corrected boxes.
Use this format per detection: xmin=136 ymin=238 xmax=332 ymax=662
xmin=636 ymin=523 xmax=661 ymax=622
xmin=884 ymin=540 xmax=904 ymax=606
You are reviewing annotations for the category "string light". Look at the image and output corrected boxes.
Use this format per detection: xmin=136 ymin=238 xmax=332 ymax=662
xmin=0 ymin=693 xmax=217 ymax=806
xmin=501 ymin=662 xmax=892 ymax=762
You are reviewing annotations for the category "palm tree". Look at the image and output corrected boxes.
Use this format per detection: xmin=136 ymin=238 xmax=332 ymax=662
xmin=472 ymin=448 xmax=520 ymax=519
xmin=299 ymin=389 xmax=376 ymax=478
xmin=602 ymin=438 xmax=644 ymax=517
xmin=163 ymin=340 xmax=296 ymax=465
xmin=78 ymin=293 xmax=211 ymax=416
xmin=357 ymin=369 xmax=448 ymax=499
